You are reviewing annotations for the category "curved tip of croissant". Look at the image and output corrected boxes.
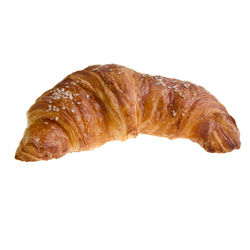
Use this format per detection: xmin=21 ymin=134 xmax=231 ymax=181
xmin=15 ymin=121 xmax=72 ymax=162
xmin=203 ymin=133 xmax=241 ymax=153
xmin=15 ymin=144 xmax=41 ymax=162
xmin=197 ymin=113 xmax=241 ymax=153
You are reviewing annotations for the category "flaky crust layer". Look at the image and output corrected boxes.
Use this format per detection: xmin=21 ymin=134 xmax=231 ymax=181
xmin=15 ymin=64 xmax=240 ymax=161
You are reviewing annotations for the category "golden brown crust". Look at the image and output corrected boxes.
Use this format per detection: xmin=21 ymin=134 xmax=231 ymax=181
xmin=15 ymin=64 xmax=240 ymax=161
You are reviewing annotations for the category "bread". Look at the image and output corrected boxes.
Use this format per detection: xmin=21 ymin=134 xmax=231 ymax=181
xmin=15 ymin=64 xmax=240 ymax=161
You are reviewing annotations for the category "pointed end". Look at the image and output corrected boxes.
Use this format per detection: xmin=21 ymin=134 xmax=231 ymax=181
xmin=15 ymin=121 xmax=72 ymax=162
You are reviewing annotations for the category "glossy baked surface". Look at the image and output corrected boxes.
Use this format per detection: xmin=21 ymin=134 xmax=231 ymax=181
xmin=15 ymin=64 xmax=240 ymax=161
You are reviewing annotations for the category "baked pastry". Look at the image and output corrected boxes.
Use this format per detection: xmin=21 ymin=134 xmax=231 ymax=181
xmin=15 ymin=64 xmax=240 ymax=161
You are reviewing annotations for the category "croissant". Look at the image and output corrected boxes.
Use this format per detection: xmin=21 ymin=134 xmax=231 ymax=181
xmin=15 ymin=64 xmax=240 ymax=161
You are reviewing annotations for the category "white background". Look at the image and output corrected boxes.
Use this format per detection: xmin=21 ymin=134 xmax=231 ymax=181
xmin=0 ymin=0 xmax=249 ymax=249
